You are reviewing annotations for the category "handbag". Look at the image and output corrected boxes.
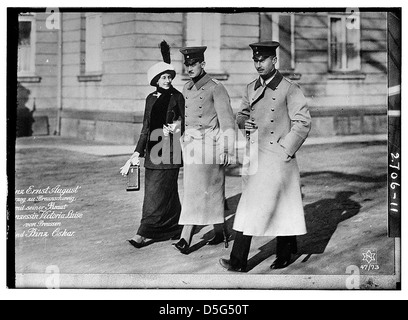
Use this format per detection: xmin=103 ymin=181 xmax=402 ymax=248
xmin=126 ymin=164 xmax=140 ymax=191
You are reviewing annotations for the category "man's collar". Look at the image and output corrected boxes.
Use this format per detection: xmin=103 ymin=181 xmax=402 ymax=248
xmin=186 ymin=73 xmax=212 ymax=90
xmin=254 ymin=70 xmax=283 ymax=91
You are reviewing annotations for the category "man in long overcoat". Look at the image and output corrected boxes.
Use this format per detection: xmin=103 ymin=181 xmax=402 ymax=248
xmin=220 ymin=41 xmax=311 ymax=271
xmin=172 ymin=46 xmax=236 ymax=254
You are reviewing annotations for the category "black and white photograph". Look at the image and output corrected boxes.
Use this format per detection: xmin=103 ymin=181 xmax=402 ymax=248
xmin=5 ymin=3 xmax=403 ymax=296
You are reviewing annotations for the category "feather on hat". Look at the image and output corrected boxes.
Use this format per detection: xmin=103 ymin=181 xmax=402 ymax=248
xmin=147 ymin=40 xmax=176 ymax=86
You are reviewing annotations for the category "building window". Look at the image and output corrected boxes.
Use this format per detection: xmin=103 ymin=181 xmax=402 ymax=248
xmin=18 ymin=14 xmax=36 ymax=75
xmin=329 ymin=15 xmax=361 ymax=72
xmin=78 ymin=13 xmax=103 ymax=82
xmin=185 ymin=13 xmax=223 ymax=76
xmin=85 ymin=13 xmax=102 ymax=74
xmin=260 ymin=13 xmax=295 ymax=73
xmin=272 ymin=13 xmax=295 ymax=71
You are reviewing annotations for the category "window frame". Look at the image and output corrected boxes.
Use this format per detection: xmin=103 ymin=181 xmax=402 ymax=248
xmin=85 ymin=12 xmax=103 ymax=74
xmin=17 ymin=13 xmax=37 ymax=77
xmin=183 ymin=12 xmax=227 ymax=80
xmin=328 ymin=14 xmax=362 ymax=73
xmin=78 ymin=12 xmax=103 ymax=82
xmin=271 ymin=12 xmax=296 ymax=71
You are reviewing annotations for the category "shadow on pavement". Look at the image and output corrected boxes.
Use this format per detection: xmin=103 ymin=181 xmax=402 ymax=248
xmin=185 ymin=169 xmax=382 ymax=261
xmin=301 ymin=171 xmax=387 ymax=183
xmin=246 ymin=191 xmax=362 ymax=271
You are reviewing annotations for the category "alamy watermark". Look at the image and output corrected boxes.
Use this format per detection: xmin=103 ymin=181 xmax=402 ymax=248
xmin=146 ymin=128 xmax=260 ymax=172
xmin=345 ymin=248 xmax=380 ymax=289
xmin=45 ymin=8 xmax=61 ymax=30
xmin=346 ymin=7 xmax=360 ymax=30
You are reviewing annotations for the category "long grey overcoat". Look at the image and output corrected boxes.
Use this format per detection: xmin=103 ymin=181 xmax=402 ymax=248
xmin=179 ymin=73 xmax=235 ymax=226
xmin=233 ymin=70 xmax=311 ymax=237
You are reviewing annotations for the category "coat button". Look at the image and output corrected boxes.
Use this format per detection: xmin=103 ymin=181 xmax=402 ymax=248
xmin=271 ymin=108 xmax=275 ymax=111
xmin=272 ymin=97 xmax=276 ymax=100
xmin=200 ymin=97 xmax=203 ymax=99
xmin=270 ymin=141 xmax=273 ymax=144
xmin=251 ymin=118 xmax=255 ymax=121
xmin=271 ymin=131 xmax=274 ymax=134
xmin=271 ymin=119 xmax=274 ymax=122
xmin=251 ymin=140 xmax=255 ymax=144
xmin=199 ymin=115 xmax=202 ymax=118
xmin=199 ymin=106 xmax=202 ymax=108
xmin=251 ymin=108 xmax=254 ymax=111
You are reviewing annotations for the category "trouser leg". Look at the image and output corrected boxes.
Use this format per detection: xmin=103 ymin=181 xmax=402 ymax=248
xmin=230 ymin=231 xmax=252 ymax=270
xmin=276 ymin=236 xmax=297 ymax=259
xmin=213 ymin=223 xmax=225 ymax=236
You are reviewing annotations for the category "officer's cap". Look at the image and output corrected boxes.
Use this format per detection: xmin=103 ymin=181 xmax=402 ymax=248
xmin=249 ymin=41 xmax=280 ymax=59
xmin=180 ymin=46 xmax=207 ymax=65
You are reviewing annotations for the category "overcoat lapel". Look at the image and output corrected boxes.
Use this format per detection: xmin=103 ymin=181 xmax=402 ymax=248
xmin=250 ymin=70 xmax=284 ymax=107
xmin=266 ymin=70 xmax=283 ymax=91
xmin=186 ymin=74 xmax=212 ymax=91
xmin=250 ymin=85 xmax=267 ymax=107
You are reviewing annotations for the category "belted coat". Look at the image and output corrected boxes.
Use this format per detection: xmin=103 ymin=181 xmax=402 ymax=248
xmin=179 ymin=73 xmax=235 ymax=226
xmin=233 ymin=70 xmax=311 ymax=237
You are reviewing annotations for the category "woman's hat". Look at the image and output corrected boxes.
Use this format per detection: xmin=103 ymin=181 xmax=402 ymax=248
xmin=147 ymin=62 xmax=176 ymax=86
xmin=147 ymin=40 xmax=176 ymax=87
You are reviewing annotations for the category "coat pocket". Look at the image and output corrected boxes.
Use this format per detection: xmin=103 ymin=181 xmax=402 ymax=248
xmin=277 ymin=137 xmax=291 ymax=162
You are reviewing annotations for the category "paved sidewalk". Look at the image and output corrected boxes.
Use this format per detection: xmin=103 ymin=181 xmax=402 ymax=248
xmin=13 ymin=135 xmax=395 ymax=289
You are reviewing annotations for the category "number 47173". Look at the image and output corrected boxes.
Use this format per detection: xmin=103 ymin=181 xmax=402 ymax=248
xmin=361 ymin=264 xmax=380 ymax=271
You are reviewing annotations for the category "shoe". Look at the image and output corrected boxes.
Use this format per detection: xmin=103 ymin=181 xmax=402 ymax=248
xmin=127 ymin=239 xmax=149 ymax=249
xmin=172 ymin=238 xmax=190 ymax=254
xmin=270 ymin=258 xmax=291 ymax=269
xmin=219 ymin=258 xmax=246 ymax=273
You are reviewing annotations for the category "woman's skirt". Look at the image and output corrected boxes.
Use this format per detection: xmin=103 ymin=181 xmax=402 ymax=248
xmin=137 ymin=168 xmax=182 ymax=240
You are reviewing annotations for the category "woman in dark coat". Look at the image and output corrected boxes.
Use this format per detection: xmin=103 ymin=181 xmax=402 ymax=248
xmin=120 ymin=42 xmax=185 ymax=248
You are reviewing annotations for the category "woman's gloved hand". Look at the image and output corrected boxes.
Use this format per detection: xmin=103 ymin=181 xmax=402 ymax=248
xmin=120 ymin=151 xmax=140 ymax=176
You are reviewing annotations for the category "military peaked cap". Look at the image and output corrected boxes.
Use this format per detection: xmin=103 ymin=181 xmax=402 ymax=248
xmin=180 ymin=46 xmax=207 ymax=64
xmin=249 ymin=41 xmax=280 ymax=59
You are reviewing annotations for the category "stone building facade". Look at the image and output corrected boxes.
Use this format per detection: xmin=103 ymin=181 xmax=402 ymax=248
xmin=16 ymin=10 xmax=388 ymax=144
